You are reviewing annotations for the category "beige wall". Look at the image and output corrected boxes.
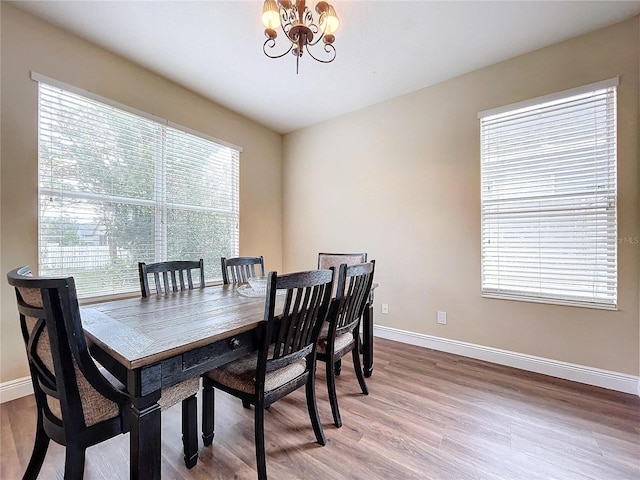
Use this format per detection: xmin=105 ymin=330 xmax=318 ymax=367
xmin=0 ymin=4 xmax=283 ymax=383
xmin=283 ymin=18 xmax=640 ymax=375
xmin=1 ymin=5 xmax=638 ymax=386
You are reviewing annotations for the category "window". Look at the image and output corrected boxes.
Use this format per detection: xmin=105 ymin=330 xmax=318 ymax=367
xmin=479 ymin=78 xmax=617 ymax=309
xmin=36 ymin=74 xmax=240 ymax=299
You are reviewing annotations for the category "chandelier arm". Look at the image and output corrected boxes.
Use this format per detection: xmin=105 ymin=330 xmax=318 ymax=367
xmin=304 ymin=43 xmax=336 ymax=64
xmin=263 ymin=38 xmax=294 ymax=59
xmin=307 ymin=33 xmax=324 ymax=46
xmin=307 ymin=24 xmax=324 ymax=47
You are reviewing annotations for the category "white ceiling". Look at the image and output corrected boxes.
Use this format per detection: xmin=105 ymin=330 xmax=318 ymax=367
xmin=11 ymin=0 xmax=640 ymax=134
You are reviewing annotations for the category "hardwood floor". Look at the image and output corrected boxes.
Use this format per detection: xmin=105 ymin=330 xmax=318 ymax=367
xmin=2 ymin=337 xmax=639 ymax=479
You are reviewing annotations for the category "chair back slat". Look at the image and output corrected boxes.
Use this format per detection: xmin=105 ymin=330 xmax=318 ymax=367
xmin=261 ymin=269 xmax=333 ymax=377
xmin=139 ymin=259 xmax=204 ymax=297
xmin=221 ymin=256 xmax=265 ymax=284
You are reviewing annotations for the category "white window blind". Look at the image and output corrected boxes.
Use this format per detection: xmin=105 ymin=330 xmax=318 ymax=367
xmin=479 ymin=79 xmax=617 ymax=309
xmin=37 ymin=78 xmax=240 ymax=299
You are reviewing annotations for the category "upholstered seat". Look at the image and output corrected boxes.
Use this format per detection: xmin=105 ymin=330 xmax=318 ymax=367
xmin=317 ymin=330 xmax=353 ymax=354
xmin=206 ymin=346 xmax=307 ymax=395
xmin=157 ymin=377 xmax=200 ymax=410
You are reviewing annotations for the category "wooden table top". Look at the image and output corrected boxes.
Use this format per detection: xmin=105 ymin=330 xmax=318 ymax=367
xmin=81 ymin=284 xmax=266 ymax=370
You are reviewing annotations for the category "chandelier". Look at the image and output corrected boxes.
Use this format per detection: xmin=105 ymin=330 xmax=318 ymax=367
xmin=261 ymin=0 xmax=340 ymax=74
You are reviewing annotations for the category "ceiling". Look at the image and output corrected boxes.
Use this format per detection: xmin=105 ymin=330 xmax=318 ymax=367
xmin=11 ymin=0 xmax=640 ymax=134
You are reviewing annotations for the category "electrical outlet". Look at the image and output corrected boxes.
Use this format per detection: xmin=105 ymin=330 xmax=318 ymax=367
xmin=437 ymin=311 xmax=447 ymax=324
xmin=381 ymin=303 xmax=389 ymax=314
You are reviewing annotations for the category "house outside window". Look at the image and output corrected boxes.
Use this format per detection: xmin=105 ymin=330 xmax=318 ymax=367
xmin=36 ymin=74 xmax=240 ymax=299
xmin=479 ymin=78 xmax=618 ymax=309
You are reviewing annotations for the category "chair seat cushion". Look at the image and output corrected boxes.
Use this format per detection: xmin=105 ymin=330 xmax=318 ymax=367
xmin=317 ymin=332 xmax=353 ymax=355
xmin=159 ymin=377 xmax=200 ymax=410
xmin=206 ymin=348 xmax=306 ymax=395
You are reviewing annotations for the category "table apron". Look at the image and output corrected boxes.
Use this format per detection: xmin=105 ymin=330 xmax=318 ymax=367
xmin=91 ymin=330 xmax=256 ymax=398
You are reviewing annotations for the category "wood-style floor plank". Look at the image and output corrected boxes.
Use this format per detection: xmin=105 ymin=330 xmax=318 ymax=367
xmin=1 ymin=338 xmax=639 ymax=479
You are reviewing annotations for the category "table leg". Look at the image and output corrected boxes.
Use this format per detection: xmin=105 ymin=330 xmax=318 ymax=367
xmin=129 ymin=366 xmax=162 ymax=480
xmin=130 ymin=396 xmax=161 ymax=479
xmin=362 ymin=301 xmax=373 ymax=377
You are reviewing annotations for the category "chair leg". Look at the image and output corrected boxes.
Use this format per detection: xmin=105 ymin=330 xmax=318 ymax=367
xmin=325 ymin=356 xmax=342 ymax=428
xmin=182 ymin=395 xmax=198 ymax=469
xmin=306 ymin=368 xmax=327 ymax=445
xmin=254 ymin=401 xmax=267 ymax=480
xmin=63 ymin=444 xmax=85 ymax=480
xmin=23 ymin=408 xmax=50 ymax=480
xmin=334 ymin=359 xmax=342 ymax=376
xmin=202 ymin=378 xmax=215 ymax=446
xmin=352 ymin=344 xmax=369 ymax=395
xmin=242 ymin=399 xmax=251 ymax=409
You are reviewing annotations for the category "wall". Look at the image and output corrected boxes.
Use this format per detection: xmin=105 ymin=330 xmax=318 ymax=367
xmin=283 ymin=18 xmax=640 ymax=377
xmin=0 ymin=3 xmax=283 ymax=383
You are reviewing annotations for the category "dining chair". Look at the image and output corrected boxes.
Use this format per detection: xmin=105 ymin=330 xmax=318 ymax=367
xmin=221 ymin=256 xmax=265 ymax=284
xmin=137 ymin=259 xmax=203 ymax=468
xmin=220 ymin=256 xmax=267 ymax=408
xmin=7 ymin=266 xmax=130 ymax=479
xmin=138 ymin=258 xmax=205 ymax=296
xmin=316 ymin=261 xmax=376 ymax=428
xmin=317 ymin=252 xmax=368 ymax=375
xmin=202 ymin=268 xmax=334 ymax=480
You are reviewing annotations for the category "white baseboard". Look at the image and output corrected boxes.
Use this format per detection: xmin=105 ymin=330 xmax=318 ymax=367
xmin=3 ymin=327 xmax=638 ymax=402
xmin=374 ymin=325 xmax=640 ymax=397
xmin=0 ymin=376 xmax=33 ymax=403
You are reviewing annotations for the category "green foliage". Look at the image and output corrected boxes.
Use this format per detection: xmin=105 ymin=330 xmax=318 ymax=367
xmin=38 ymin=85 xmax=238 ymax=295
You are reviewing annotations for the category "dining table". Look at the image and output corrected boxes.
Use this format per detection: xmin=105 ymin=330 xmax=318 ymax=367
xmin=81 ymin=282 xmax=376 ymax=480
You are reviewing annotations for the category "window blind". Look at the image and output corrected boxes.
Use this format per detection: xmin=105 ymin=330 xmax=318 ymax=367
xmin=37 ymin=79 xmax=240 ymax=299
xmin=479 ymin=79 xmax=617 ymax=309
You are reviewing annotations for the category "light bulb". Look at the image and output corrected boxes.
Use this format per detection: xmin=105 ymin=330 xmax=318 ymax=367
xmin=320 ymin=5 xmax=339 ymax=35
xmin=261 ymin=0 xmax=281 ymax=30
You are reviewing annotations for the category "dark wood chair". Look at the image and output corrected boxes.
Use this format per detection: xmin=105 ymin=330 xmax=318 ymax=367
xmin=316 ymin=261 xmax=376 ymax=428
xmin=221 ymin=256 xmax=265 ymax=284
xmin=137 ymin=259 xmax=203 ymax=468
xmin=138 ymin=258 xmax=205 ymax=296
xmin=202 ymin=268 xmax=334 ymax=480
xmin=7 ymin=266 xmax=130 ymax=479
xmin=222 ymin=257 xmax=266 ymax=409
xmin=317 ymin=252 xmax=368 ymax=374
